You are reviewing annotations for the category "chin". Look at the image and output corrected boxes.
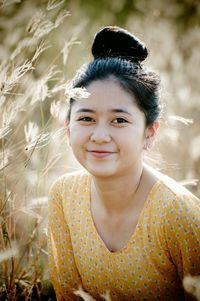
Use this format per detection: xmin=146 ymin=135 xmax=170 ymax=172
xmin=85 ymin=166 xmax=117 ymax=178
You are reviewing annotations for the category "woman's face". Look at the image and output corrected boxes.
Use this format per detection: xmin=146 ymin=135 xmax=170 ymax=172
xmin=67 ymin=79 xmax=154 ymax=178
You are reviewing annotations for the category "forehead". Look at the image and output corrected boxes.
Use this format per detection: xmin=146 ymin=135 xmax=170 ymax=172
xmin=72 ymin=79 xmax=138 ymax=111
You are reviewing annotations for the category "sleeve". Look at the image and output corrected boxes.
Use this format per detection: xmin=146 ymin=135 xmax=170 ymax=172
xmin=164 ymin=193 xmax=200 ymax=299
xmin=48 ymin=177 xmax=82 ymax=301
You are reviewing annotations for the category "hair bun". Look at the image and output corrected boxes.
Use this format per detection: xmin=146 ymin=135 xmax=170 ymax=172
xmin=92 ymin=26 xmax=148 ymax=63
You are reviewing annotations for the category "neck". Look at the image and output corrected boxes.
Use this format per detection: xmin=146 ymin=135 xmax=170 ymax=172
xmin=91 ymin=162 xmax=144 ymax=214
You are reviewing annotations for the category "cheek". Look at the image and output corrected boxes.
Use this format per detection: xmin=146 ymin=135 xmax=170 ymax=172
xmin=119 ymin=130 xmax=145 ymax=152
xmin=118 ymin=127 xmax=144 ymax=141
xmin=69 ymin=125 xmax=91 ymax=144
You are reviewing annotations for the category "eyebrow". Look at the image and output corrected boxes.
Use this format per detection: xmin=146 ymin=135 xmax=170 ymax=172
xmin=76 ymin=108 xmax=95 ymax=113
xmin=111 ymin=109 xmax=132 ymax=116
xmin=75 ymin=108 xmax=132 ymax=116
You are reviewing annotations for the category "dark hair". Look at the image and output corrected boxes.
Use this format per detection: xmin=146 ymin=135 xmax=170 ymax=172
xmin=67 ymin=26 xmax=161 ymax=127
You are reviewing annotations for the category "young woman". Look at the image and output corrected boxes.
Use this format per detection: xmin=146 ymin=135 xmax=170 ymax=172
xmin=48 ymin=26 xmax=200 ymax=301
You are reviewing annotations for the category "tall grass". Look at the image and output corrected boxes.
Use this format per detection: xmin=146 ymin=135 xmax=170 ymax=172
xmin=0 ymin=0 xmax=72 ymax=299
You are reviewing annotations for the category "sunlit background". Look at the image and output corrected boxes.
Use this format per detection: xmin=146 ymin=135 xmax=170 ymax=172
xmin=0 ymin=0 xmax=200 ymax=299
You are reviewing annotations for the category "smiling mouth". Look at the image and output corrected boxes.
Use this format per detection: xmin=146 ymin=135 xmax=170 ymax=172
xmin=87 ymin=150 xmax=116 ymax=158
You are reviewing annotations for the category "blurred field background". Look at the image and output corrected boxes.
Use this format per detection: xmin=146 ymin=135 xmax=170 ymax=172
xmin=0 ymin=0 xmax=200 ymax=300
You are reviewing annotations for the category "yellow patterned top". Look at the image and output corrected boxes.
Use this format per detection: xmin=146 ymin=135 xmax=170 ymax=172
xmin=48 ymin=170 xmax=200 ymax=301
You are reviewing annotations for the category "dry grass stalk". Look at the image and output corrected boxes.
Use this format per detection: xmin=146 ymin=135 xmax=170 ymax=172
xmin=54 ymin=10 xmax=71 ymax=28
xmin=179 ymin=179 xmax=199 ymax=187
xmin=0 ymin=126 xmax=12 ymax=139
xmin=0 ymin=148 xmax=10 ymax=170
xmin=74 ymin=288 xmax=96 ymax=301
xmin=65 ymin=86 xmax=90 ymax=101
xmin=183 ymin=275 xmax=200 ymax=301
xmin=47 ymin=0 xmax=65 ymax=11
xmin=101 ymin=290 xmax=112 ymax=301
xmin=0 ymin=244 xmax=18 ymax=264
xmin=25 ymin=132 xmax=50 ymax=151
xmin=26 ymin=10 xmax=46 ymax=34
xmin=0 ymin=0 xmax=71 ymax=299
xmin=168 ymin=115 xmax=193 ymax=125
xmin=30 ymin=66 xmax=60 ymax=104
xmin=24 ymin=122 xmax=39 ymax=144
xmin=31 ymin=40 xmax=51 ymax=63
xmin=0 ymin=60 xmax=33 ymax=95
xmin=74 ymin=287 xmax=112 ymax=301
xmin=61 ymin=38 xmax=81 ymax=65
xmin=0 ymin=0 xmax=21 ymax=8
xmin=50 ymin=100 xmax=62 ymax=118
xmin=10 ymin=38 xmax=36 ymax=61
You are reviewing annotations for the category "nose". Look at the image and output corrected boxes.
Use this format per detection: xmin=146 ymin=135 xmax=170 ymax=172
xmin=90 ymin=124 xmax=111 ymax=144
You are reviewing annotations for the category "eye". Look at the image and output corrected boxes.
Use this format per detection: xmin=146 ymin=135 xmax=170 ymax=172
xmin=112 ymin=117 xmax=129 ymax=124
xmin=77 ymin=116 xmax=95 ymax=122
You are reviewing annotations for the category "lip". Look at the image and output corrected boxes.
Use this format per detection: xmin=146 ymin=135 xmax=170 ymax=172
xmin=87 ymin=150 xmax=116 ymax=158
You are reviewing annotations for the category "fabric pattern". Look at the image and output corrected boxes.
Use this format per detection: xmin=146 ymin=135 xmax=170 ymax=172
xmin=48 ymin=170 xmax=200 ymax=301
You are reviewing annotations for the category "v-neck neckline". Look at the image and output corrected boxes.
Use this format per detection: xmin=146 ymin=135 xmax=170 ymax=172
xmin=85 ymin=174 xmax=162 ymax=255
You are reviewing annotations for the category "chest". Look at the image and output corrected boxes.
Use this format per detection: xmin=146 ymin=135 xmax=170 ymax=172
xmin=66 ymin=193 xmax=182 ymax=300
xmin=92 ymin=212 xmax=139 ymax=252
xmin=69 ymin=215 xmax=181 ymax=301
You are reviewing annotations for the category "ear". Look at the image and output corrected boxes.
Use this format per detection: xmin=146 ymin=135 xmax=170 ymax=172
xmin=143 ymin=121 xmax=159 ymax=150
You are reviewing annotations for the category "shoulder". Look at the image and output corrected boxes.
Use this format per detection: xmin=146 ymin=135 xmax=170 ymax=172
xmin=146 ymin=163 xmax=200 ymax=220
xmin=154 ymin=174 xmax=200 ymax=225
xmin=146 ymin=164 xmax=199 ymax=207
xmin=156 ymin=177 xmax=200 ymax=268
xmin=148 ymin=173 xmax=200 ymax=255
xmin=160 ymin=174 xmax=199 ymax=205
xmin=49 ymin=169 xmax=90 ymax=198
